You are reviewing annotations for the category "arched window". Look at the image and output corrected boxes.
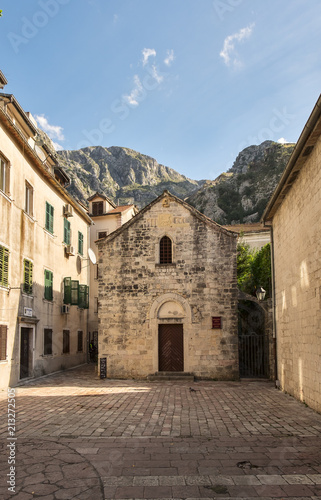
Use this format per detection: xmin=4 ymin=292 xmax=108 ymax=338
xmin=160 ymin=236 xmax=172 ymax=264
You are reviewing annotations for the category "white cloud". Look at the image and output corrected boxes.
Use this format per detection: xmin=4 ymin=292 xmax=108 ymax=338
xmin=220 ymin=24 xmax=254 ymax=68
xmin=123 ymin=75 xmax=144 ymax=106
xmin=150 ymin=65 xmax=164 ymax=84
xmin=277 ymin=137 xmax=287 ymax=144
xmin=35 ymin=114 xmax=65 ymax=141
xmin=113 ymin=14 xmax=118 ymax=24
xmin=52 ymin=141 xmax=64 ymax=151
xmin=164 ymin=49 xmax=174 ymax=66
xmin=142 ymin=48 xmax=156 ymax=66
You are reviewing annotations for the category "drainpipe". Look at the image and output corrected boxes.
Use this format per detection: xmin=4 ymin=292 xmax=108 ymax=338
xmin=267 ymin=223 xmax=279 ymax=387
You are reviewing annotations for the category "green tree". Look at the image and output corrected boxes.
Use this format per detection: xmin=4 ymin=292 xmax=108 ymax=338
xmin=237 ymin=240 xmax=255 ymax=290
xmin=237 ymin=242 xmax=271 ymax=298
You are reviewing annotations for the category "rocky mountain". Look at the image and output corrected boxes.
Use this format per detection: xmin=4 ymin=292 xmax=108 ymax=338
xmin=57 ymin=146 xmax=203 ymax=207
xmin=55 ymin=141 xmax=295 ymax=224
xmin=186 ymin=141 xmax=295 ymax=224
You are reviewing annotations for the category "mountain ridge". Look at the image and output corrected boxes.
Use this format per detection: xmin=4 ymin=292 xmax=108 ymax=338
xmin=56 ymin=141 xmax=295 ymax=224
xmin=57 ymin=146 xmax=203 ymax=207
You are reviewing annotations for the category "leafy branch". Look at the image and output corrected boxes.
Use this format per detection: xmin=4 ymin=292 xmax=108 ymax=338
xmin=237 ymin=241 xmax=271 ymax=298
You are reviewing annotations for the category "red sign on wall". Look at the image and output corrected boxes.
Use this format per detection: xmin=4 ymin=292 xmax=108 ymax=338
xmin=212 ymin=316 xmax=222 ymax=329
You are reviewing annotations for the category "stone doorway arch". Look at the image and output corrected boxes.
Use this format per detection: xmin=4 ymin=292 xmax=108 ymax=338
xmin=149 ymin=294 xmax=192 ymax=373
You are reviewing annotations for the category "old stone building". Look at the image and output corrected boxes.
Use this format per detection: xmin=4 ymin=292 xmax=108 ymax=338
xmin=262 ymin=94 xmax=321 ymax=413
xmin=97 ymin=190 xmax=238 ymax=380
xmin=222 ymin=222 xmax=270 ymax=250
xmin=87 ymin=192 xmax=137 ymax=347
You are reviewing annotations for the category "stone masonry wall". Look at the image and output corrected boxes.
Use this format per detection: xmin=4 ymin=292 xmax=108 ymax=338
xmin=273 ymin=135 xmax=321 ymax=413
xmin=97 ymin=194 xmax=238 ymax=380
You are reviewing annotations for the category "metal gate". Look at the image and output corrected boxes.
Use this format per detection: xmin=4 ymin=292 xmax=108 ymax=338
xmin=239 ymin=332 xmax=268 ymax=377
xmin=158 ymin=324 xmax=184 ymax=372
xmin=238 ymin=301 xmax=269 ymax=378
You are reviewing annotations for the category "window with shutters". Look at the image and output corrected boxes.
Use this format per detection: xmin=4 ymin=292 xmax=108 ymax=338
xmin=78 ymin=284 xmax=89 ymax=309
xmin=159 ymin=236 xmax=172 ymax=264
xmin=45 ymin=202 xmax=54 ymax=234
xmin=0 ymin=155 xmax=10 ymax=195
xmin=0 ymin=325 xmax=7 ymax=361
xmin=78 ymin=231 xmax=84 ymax=255
xmin=92 ymin=201 xmax=104 ymax=216
xmin=23 ymin=259 xmax=33 ymax=294
xmin=63 ymin=278 xmax=88 ymax=308
xmin=71 ymin=280 xmax=79 ymax=305
xmin=25 ymin=181 xmax=34 ymax=216
xmin=44 ymin=270 xmax=53 ymax=301
xmin=64 ymin=218 xmax=71 ymax=244
xmin=0 ymin=246 xmax=9 ymax=288
xmin=63 ymin=329 xmax=70 ymax=354
xmin=63 ymin=277 xmax=71 ymax=304
xmin=44 ymin=328 xmax=52 ymax=355
xmin=64 ymin=278 xmax=79 ymax=305
xmin=77 ymin=330 xmax=83 ymax=352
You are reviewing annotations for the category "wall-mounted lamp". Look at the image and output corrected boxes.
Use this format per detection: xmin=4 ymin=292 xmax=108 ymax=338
xmin=256 ymin=286 xmax=266 ymax=301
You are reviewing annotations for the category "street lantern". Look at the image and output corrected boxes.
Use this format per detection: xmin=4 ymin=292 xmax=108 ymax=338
xmin=256 ymin=286 xmax=266 ymax=301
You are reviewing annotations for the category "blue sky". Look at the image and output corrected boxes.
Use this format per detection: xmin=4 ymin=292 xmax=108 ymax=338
xmin=1 ymin=0 xmax=321 ymax=180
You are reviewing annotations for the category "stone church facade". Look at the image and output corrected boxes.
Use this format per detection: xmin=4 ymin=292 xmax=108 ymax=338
xmin=97 ymin=191 xmax=239 ymax=380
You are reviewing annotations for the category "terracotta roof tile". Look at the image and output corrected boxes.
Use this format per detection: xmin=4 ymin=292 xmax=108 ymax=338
xmin=108 ymin=205 xmax=135 ymax=213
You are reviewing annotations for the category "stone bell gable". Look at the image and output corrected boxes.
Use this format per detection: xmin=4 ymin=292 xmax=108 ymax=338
xmin=97 ymin=190 xmax=239 ymax=380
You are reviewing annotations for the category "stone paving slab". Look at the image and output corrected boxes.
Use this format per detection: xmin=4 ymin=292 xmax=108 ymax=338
xmin=0 ymin=364 xmax=321 ymax=499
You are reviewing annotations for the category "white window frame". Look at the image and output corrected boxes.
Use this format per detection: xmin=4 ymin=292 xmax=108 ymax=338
xmin=25 ymin=181 xmax=34 ymax=216
xmin=0 ymin=153 xmax=10 ymax=197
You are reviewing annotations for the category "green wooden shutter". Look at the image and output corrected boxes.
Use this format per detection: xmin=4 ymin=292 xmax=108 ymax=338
xmin=45 ymin=202 xmax=54 ymax=233
xmin=0 ymin=246 xmax=9 ymax=287
xmin=64 ymin=218 xmax=71 ymax=244
xmin=23 ymin=259 xmax=33 ymax=294
xmin=64 ymin=277 xmax=71 ymax=304
xmin=44 ymin=270 xmax=53 ymax=301
xmin=78 ymin=231 xmax=84 ymax=255
xmin=78 ymin=284 xmax=89 ymax=309
xmin=71 ymin=280 xmax=79 ymax=305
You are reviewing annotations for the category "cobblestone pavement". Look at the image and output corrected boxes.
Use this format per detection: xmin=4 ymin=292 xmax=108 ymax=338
xmin=0 ymin=364 xmax=321 ymax=499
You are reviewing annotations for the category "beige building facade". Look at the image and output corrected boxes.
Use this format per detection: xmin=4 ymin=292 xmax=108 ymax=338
xmin=223 ymin=222 xmax=270 ymax=250
xmin=263 ymin=95 xmax=321 ymax=413
xmin=97 ymin=191 xmax=239 ymax=380
xmin=0 ymin=76 xmax=92 ymax=388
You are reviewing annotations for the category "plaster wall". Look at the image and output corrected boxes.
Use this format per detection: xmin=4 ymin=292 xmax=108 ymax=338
xmin=0 ymin=121 xmax=90 ymax=388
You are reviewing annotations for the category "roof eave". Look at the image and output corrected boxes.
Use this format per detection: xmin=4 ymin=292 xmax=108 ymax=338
xmin=0 ymin=93 xmax=38 ymax=134
xmin=97 ymin=190 xmax=238 ymax=247
xmin=262 ymin=94 xmax=321 ymax=222
xmin=0 ymin=106 xmax=91 ymax=225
